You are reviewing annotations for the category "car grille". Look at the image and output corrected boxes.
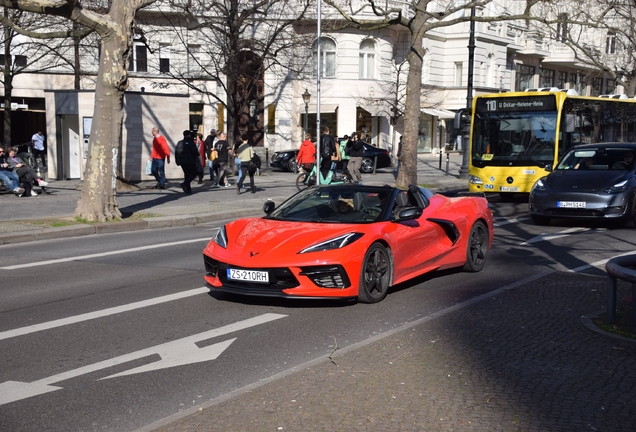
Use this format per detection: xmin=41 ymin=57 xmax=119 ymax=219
xmin=544 ymin=209 xmax=605 ymax=217
xmin=204 ymin=255 xmax=300 ymax=294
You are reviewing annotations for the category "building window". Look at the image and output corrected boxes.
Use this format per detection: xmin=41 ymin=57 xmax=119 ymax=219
xmin=606 ymin=78 xmax=616 ymax=94
xmin=557 ymin=71 xmax=567 ymax=88
xmin=579 ymin=76 xmax=587 ymax=96
xmin=606 ymin=31 xmax=616 ymax=54
xmin=159 ymin=46 xmax=170 ymax=73
xmin=556 ymin=13 xmax=568 ymax=42
xmin=454 ymin=62 xmax=463 ymax=86
xmin=515 ymin=64 xmax=535 ymax=91
xmin=590 ymin=77 xmax=602 ymax=96
xmin=569 ymin=72 xmax=578 ymax=90
xmin=313 ymin=38 xmax=336 ymax=78
xmin=359 ymin=39 xmax=375 ymax=79
xmin=540 ymin=68 xmax=554 ymax=87
xmin=14 ymin=55 xmax=27 ymax=68
xmin=128 ymin=41 xmax=147 ymax=72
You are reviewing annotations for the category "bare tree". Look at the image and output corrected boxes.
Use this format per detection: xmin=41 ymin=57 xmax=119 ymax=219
xmin=324 ymin=0 xmax=548 ymax=188
xmin=145 ymin=0 xmax=312 ymax=145
xmin=0 ymin=0 xmax=156 ymax=222
xmin=0 ymin=9 xmax=80 ymax=147
xmin=530 ymin=1 xmax=636 ymax=96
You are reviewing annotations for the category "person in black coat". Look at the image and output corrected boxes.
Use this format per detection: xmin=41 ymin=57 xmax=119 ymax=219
xmin=346 ymin=132 xmax=365 ymax=184
xmin=174 ymin=130 xmax=200 ymax=194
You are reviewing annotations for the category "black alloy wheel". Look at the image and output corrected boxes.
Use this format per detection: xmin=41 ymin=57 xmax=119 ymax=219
xmin=358 ymin=243 xmax=392 ymax=303
xmin=463 ymin=221 xmax=488 ymax=272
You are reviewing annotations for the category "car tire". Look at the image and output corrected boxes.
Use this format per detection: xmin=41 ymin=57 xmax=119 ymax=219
xmin=531 ymin=214 xmax=551 ymax=226
xmin=286 ymin=158 xmax=297 ymax=173
xmin=358 ymin=243 xmax=392 ymax=303
xmin=463 ymin=221 xmax=488 ymax=272
xmin=360 ymin=157 xmax=374 ymax=173
xmin=295 ymin=172 xmax=316 ymax=191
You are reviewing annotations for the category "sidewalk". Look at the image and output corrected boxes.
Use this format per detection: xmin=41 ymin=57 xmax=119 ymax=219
xmin=144 ymin=272 xmax=636 ymax=432
xmin=0 ymin=153 xmax=468 ymax=244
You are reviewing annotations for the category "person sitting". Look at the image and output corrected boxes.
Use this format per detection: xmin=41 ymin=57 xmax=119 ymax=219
xmin=575 ymin=157 xmax=595 ymax=170
xmin=613 ymin=151 xmax=635 ymax=170
xmin=0 ymin=146 xmax=24 ymax=196
xmin=5 ymin=146 xmax=48 ymax=197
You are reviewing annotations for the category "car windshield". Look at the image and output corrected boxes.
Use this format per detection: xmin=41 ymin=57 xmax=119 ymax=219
xmin=556 ymin=147 xmax=636 ymax=171
xmin=265 ymin=185 xmax=393 ymax=223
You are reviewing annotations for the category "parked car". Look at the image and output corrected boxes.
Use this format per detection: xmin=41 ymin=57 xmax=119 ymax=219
xmin=203 ymin=183 xmax=493 ymax=303
xmin=269 ymin=142 xmax=392 ymax=173
xmin=529 ymin=143 xmax=636 ymax=226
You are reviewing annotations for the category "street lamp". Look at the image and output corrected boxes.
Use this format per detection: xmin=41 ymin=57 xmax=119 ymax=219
xmin=302 ymin=88 xmax=311 ymax=137
xmin=458 ymin=5 xmax=476 ymax=180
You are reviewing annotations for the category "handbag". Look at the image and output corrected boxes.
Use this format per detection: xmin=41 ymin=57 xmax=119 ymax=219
xmin=145 ymin=160 xmax=152 ymax=175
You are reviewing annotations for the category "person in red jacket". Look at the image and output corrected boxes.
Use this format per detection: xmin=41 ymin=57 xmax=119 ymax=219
xmin=296 ymin=133 xmax=316 ymax=172
xmin=151 ymin=127 xmax=171 ymax=189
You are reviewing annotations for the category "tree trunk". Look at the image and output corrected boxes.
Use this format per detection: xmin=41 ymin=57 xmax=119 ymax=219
xmin=74 ymin=10 xmax=133 ymax=222
xmin=396 ymin=24 xmax=425 ymax=189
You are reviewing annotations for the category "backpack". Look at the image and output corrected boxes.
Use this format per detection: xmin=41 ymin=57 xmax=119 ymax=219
xmin=174 ymin=140 xmax=184 ymax=166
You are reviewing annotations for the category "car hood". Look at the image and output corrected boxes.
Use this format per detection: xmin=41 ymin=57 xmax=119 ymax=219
xmin=545 ymin=170 xmax=629 ymax=192
xmin=230 ymin=218 xmax=359 ymax=255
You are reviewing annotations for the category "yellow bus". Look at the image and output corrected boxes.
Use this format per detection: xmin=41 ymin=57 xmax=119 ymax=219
xmin=467 ymin=89 xmax=636 ymax=195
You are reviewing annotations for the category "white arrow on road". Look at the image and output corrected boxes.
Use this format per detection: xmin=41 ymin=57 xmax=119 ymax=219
xmin=0 ymin=313 xmax=287 ymax=406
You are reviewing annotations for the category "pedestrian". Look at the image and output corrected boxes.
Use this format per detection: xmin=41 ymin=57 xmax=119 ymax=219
xmin=339 ymin=134 xmax=352 ymax=180
xmin=213 ymin=132 xmax=231 ymax=187
xmin=234 ymin=138 xmax=243 ymax=188
xmin=5 ymin=146 xmax=48 ymax=197
xmin=347 ymin=132 xmax=365 ymax=184
xmin=0 ymin=145 xmax=24 ymax=196
xmin=394 ymin=135 xmax=402 ymax=179
xmin=236 ymin=134 xmax=257 ymax=194
xmin=174 ymin=130 xmax=200 ymax=194
xmin=204 ymin=129 xmax=218 ymax=181
xmin=150 ymin=127 xmax=171 ymax=189
xmin=319 ymin=126 xmax=337 ymax=181
xmin=296 ymin=132 xmax=316 ymax=172
xmin=31 ymin=130 xmax=46 ymax=169
xmin=195 ymin=132 xmax=205 ymax=184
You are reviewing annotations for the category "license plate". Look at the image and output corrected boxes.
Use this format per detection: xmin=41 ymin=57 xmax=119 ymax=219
xmin=227 ymin=268 xmax=269 ymax=283
xmin=499 ymin=186 xmax=519 ymax=192
xmin=558 ymin=201 xmax=586 ymax=208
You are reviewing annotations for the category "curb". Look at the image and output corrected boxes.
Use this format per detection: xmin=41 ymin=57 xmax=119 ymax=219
xmin=0 ymin=208 xmax=265 ymax=245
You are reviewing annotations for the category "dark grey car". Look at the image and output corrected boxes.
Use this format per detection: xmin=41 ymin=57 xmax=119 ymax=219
xmin=529 ymin=143 xmax=636 ymax=226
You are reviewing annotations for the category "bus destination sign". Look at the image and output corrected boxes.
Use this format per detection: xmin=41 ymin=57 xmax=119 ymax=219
xmin=476 ymin=95 xmax=557 ymax=113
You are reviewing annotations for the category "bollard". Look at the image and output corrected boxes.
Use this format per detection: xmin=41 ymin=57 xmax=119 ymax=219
xmin=439 ymin=150 xmax=442 ymax=170
xmin=445 ymin=152 xmax=449 ymax=175
xmin=605 ymin=254 xmax=636 ymax=326
xmin=373 ymin=155 xmax=378 ymax=174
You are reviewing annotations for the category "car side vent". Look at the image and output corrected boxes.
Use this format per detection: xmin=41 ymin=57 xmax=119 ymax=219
xmin=427 ymin=218 xmax=460 ymax=245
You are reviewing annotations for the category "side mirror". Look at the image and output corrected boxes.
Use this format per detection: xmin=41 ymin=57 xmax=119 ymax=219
xmin=544 ymin=164 xmax=553 ymax=172
xmin=263 ymin=200 xmax=275 ymax=215
xmin=453 ymin=108 xmax=472 ymax=132
xmin=394 ymin=207 xmax=423 ymax=222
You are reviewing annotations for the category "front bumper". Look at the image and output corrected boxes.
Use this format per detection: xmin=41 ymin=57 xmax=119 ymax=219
xmin=529 ymin=190 xmax=631 ymax=219
xmin=203 ymin=254 xmax=358 ymax=299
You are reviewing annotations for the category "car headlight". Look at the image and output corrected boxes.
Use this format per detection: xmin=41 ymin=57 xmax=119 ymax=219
xmin=604 ymin=180 xmax=628 ymax=194
xmin=299 ymin=233 xmax=364 ymax=254
xmin=532 ymin=178 xmax=547 ymax=192
xmin=212 ymin=225 xmax=228 ymax=248
xmin=468 ymin=175 xmax=482 ymax=185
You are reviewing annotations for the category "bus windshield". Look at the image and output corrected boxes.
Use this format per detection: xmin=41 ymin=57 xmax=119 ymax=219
xmin=472 ymin=111 xmax=557 ymax=168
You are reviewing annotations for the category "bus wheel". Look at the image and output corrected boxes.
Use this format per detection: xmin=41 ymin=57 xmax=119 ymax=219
xmin=531 ymin=214 xmax=551 ymax=226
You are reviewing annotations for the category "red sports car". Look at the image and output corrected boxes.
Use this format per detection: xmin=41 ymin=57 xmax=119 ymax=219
xmin=203 ymin=184 xmax=494 ymax=303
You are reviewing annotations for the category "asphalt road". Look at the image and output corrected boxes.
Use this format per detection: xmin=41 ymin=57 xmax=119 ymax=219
xmin=0 ymin=197 xmax=634 ymax=431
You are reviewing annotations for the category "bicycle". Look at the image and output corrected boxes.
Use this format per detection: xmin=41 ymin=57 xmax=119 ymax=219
xmin=295 ymin=163 xmax=352 ymax=191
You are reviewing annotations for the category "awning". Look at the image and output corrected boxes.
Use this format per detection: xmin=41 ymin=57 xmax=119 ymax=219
xmin=421 ymin=108 xmax=455 ymax=119
xmin=304 ymin=104 xmax=339 ymax=114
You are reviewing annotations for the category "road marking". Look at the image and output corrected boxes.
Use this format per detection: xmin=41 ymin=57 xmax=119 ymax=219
xmin=493 ymin=216 xmax=526 ymax=227
xmin=0 ymin=313 xmax=287 ymax=406
xmin=0 ymin=237 xmax=212 ymax=270
xmin=0 ymin=287 xmax=210 ymax=341
xmin=521 ymin=227 xmax=592 ymax=245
